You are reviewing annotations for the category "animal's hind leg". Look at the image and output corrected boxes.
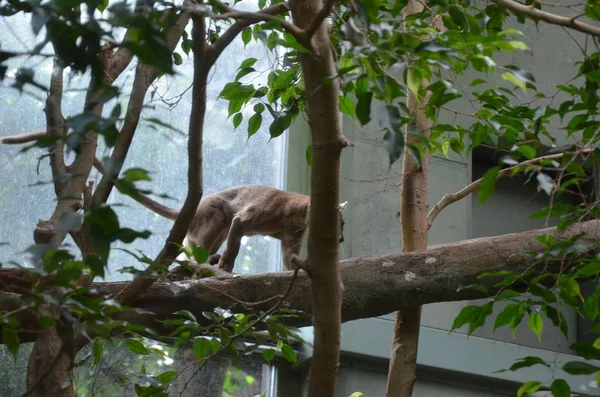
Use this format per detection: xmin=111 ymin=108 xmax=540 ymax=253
xmin=218 ymin=215 xmax=246 ymax=273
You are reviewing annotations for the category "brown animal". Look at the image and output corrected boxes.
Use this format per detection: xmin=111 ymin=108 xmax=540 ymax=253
xmin=132 ymin=185 xmax=347 ymax=273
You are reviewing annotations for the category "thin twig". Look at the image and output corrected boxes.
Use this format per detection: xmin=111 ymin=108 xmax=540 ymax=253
xmin=178 ymin=267 xmax=300 ymax=395
xmin=36 ymin=152 xmax=54 ymax=175
xmin=427 ymin=148 xmax=593 ymax=230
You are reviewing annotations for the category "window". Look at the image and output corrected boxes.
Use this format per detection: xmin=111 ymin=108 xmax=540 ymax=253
xmin=465 ymin=145 xmax=594 ymax=353
xmin=0 ymin=7 xmax=285 ymax=396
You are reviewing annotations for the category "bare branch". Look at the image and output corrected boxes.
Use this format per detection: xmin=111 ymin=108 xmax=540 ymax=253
xmin=210 ymin=2 xmax=290 ymax=62
xmin=0 ymin=131 xmax=46 ymax=144
xmin=492 ymin=0 xmax=600 ymax=37
xmin=113 ymin=12 xmax=207 ymax=307
xmin=303 ymin=0 xmax=335 ymax=40
xmin=206 ymin=0 xmax=303 ymax=41
xmin=427 ymin=148 xmax=594 ymax=230
xmin=45 ymin=59 xmax=67 ymax=182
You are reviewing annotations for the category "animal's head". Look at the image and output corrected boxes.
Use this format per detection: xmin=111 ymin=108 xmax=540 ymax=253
xmin=339 ymin=201 xmax=348 ymax=243
xmin=305 ymin=201 xmax=349 ymax=244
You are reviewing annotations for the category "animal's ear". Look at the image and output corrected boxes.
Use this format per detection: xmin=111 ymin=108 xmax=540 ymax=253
xmin=339 ymin=201 xmax=348 ymax=212
xmin=307 ymin=203 xmax=311 ymax=213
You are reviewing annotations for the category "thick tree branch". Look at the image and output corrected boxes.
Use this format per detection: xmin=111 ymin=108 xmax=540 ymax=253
xmin=45 ymin=60 xmax=67 ymax=195
xmin=206 ymin=0 xmax=303 ymax=43
xmin=3 ymin=219 xmax=600 ymax=343
xmin=427 ymin=148 xmax=593 ymax=230
xmin=0 ymin=131 xmax=46 ymax=145
xmin=303 ymin=0 xmax=335 ymax=40
xmin=112 ymin=11 xmax=207 ymax=308
xmin=492 ymin=0 xmax=600 ymax=37
xmin=210 ymin=2 xmax=290 ymax=62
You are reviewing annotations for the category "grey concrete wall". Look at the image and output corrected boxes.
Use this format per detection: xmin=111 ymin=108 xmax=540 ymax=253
xmin=282 ymin=6 xmax=596 ymax=395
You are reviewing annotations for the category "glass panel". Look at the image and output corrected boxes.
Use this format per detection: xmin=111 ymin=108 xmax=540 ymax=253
xmin=0 ymin=6 xmax=286 ymax=276
xmin=0 ymin=2 xmax=285 ymax=395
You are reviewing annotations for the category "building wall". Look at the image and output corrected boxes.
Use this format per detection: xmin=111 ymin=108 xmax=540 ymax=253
xmin=282 ymin=13 xmax=600 ymax=395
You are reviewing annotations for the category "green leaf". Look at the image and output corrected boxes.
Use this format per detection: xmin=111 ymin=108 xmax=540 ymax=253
xmin=450 ymin=303 xmax=493 ymax=334
xmin=248 ymin=113 xmax=263 ymax=138
xmin=281 ymin=344 xmax=297 ymax=364
xmin=356 ymin=92 xmax=373 ymax=125
xmin=550 ymin=379 xmax=570 ymax=397
xmin=239 ymin=58 xmax=258 ymax=69
xmin=380 ymin=105 xmax=405 ymax=166
xmin=569 ymin=342 xmax=600 ymax=360
xmin=451 ymin=305 xmax=480 ymax=331
xmin=192 ymin=246 xmax=208 ymax=264
xmin=242 ymin=28 xmax=252 ymax=45
xmin=123 ymin=168 xmax=152 ymax=184
xmin=478 ymin=166 xmax=500 ymax=204
xmin=262 ymin=348 xmax=276 ymax=363
xmin=92 ymin=339 xmax=103 ymax=367
xmin=233 ymin=113 xmax=243 ymax=130
xmin=544 ymin=305 xmax=568 ymax=338
xmin=125 ymin=339 xmax=149 ymax=355
xmin=306 ymin=144 xmax=312 ymax=166
xmin=156 ymin=371 xmax=178 ymax=385
xmin=583 ymin=293 xmax=599 ymax=319
xmin=348 ymin=393 xmax=364 ymax=397
xmin=494 ymin=303 xmax=521 ymax=331
xmin=506 ymin=356 xmax=549 ymax=372
xmin=219 ymin=82 xmax=256 ymax=101
xmin=501 ymin=65 xmax=535 ymax=93
xmin=407 ymin=67 xmax=421 ymax=97
xmin=559 ymin=276 xmax=583 ymax=302
xmin=528 ymin=313 xmax=543 ymax=342
xmin=340 ymin=96 xmax=355 ymax=117
xmin=470 ymin=78 xmax=486 ymax=87
xmin=269 ymin=113 xmax=292 ymax=138
xmin=193 ymin=338 xmax=213 ymax=361
xmin=517 ymin=381 xmax=541 ymax=397
xmin=2 ymin=328 xmax=19 ymax=361
xmin=529 ymin=283 xmax=556 ymax=303
xmin=563 ymin=361 xmax=600 ymax=375
xmin=173 ymin=52 xmax=183 ymax=66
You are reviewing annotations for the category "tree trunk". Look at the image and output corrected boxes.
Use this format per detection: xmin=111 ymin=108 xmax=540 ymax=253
xmin=289 ymin=1 xmax=350 ymax=395
xmin=385 ymin=1 xmax=433 ymax=395
xmin=25 ymin=309 xmax=74 ymax=397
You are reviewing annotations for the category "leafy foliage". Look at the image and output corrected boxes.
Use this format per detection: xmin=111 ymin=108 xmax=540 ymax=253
xmin=3 ymin=0 xmax=600 ymax=395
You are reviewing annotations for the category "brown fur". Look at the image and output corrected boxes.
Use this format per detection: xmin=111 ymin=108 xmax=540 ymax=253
xmin=131 ymin=185 xmax=346 ymax=273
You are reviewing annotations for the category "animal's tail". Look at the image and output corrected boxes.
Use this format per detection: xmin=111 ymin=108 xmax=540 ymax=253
xmin=93 ymin=158 xmax=180 ymax=221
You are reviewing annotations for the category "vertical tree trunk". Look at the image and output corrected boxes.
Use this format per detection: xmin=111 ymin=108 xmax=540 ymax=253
xmin=385 ymin=2 xmax=432 ymax=396
xmin=289 ymin=1 xmax=351 ymax=395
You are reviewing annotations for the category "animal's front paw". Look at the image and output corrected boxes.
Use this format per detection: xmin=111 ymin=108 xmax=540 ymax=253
xmin=217 ymin=256 xmax=234 ymax=273
xmin=207 ymin=254 xmax=221 ymax=265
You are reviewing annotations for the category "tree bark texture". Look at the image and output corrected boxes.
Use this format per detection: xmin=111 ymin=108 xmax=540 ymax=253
xmin=289 ymin=0 xmax=347 ymax=395
xmin=386 ymin=2 xmax=439 ymax=395
xmin=5 ymin=220 xmax=599 ymax=344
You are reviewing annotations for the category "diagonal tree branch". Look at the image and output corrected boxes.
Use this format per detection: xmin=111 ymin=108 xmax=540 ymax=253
xmin=92 ymin=11 xmax=191 ymax=206
xmin=206 ymin=0 xmax=303 ymax=42
xmin=0 ymin=131 xmax=46 ymax=145
xmin=427 ymin=148 xmax=593 ymax=230
xmin=112 ymin=10 xmax=208 ymax=308
xmin=303 ymin=0 xmax=335 ymax=40
xmin=492 ymin=0 xmax=600 ymax=37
